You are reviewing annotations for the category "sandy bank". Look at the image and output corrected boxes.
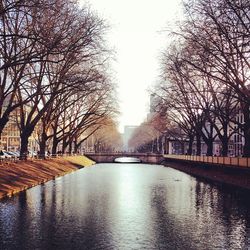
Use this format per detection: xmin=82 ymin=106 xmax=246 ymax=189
xmin=0 ymin=155 xmax=95 ymax=199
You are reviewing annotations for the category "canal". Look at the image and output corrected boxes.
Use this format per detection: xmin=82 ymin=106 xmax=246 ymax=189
xmin=0 ymin=163 xmax=249 ymax=250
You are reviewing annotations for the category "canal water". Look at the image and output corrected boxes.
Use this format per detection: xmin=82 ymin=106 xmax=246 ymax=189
xmin=0 ymin=163 xmax=249 ymax=250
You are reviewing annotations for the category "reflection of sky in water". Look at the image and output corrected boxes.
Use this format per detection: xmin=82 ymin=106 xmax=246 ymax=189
xmin=114 ymin=157 xmax=141 ymax=163
xmin=0 ymin=163 xmax=249 ymax=249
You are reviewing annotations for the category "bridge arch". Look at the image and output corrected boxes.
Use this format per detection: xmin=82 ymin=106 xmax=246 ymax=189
xmin=84 ymin=153 xmax=165 ymax=164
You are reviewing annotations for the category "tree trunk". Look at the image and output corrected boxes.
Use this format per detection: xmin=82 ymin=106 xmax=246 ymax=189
xmin=62 ymin=138 xmax=67 ymax=154
xmin=220 ymin=124 xmax=229 ymax=156
xmin=154 ymin=139 xmax=157 ymax=153
xmin=206 ymin=139 xmax=213 ymax=156
xmin=39 ymin=131 xmax=48 ymax=159
xmin=165 ymin=137 xmax=169 ymax=154
xmin=20 ymin=131 xmax=31 ymax=160
xmin=51 ymin=120 xmax=59 ymax=155
xmin=68 ymin=140 xmax=72 ymax=154
xmin=156 ymin=136 xmax=160 ymax=153
xmin=151 ymin=141 xmax=154 ymax=153
xmin=94 ymin=142 xmax=98 ymax=153
xmin=74 ymin=139 xmax=82 ymax=154
xmin=196 ymin=133 xmax=201 ymax=156
xmin=187 ymin=134 xmax=194 ymax=155
xmin=221 ymin=137 xmax=228 ymax=157
xmin=74 ymin=141 xmax=77 ymax=154
xmin=161 ymin=136 xmax=165 ymax=154
xmin=52 ymin=138 xmax=59 ymax=155
xmin=75 ymin=143 xmax=80 ymax=154
xmin=180 ymin=141 xmax=185 ymax=155
xmin=0 ymin=115 xmax=9 ymax=136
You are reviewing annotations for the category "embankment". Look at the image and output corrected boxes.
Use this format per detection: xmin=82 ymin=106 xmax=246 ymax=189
xmin=0 ymin=155 xmax=95 ymax=199
xmin=164 ymin=159 xmax=250 ymax=191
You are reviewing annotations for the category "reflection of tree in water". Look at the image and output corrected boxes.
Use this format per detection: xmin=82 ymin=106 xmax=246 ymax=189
xmin=150 ymin=184 xmax=196 ymax=250
xmin=0 ymin=177 xmax=115 ymax=250
xmin=15 ymin=192 xmax=28 ymax=250
xmin=46 ymin=177 xmax=114 ymax=249
xmin=17 ymin=184 xmax=57 ymax=250
xmin=78 ymin=190 xmax=115 ymax=249
xmin=0 ymin=167 xmax=250 ymax=249
xmin=0 ymin=188 xmax=47 ymax=250
xmin=149 ymin=180 xmax=250 ymax=250
xmin=194 ymin=181 xmax=250 ymax=249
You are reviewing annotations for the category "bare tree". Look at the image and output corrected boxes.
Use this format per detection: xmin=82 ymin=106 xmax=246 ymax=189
xmin=152 ymin=0 xmax=249 ymax=157
xmin=49 ymin=77 xmax=116 ymax=155
xmin=14 ymin=0 xmax=108 ymax=159
xmin=0 ymin=0 xmax=52 ymax=136
xmin=181 ymin=0 xmax=250 ymax=155
xmin=91 ymin=118 xmax=122 ymax=153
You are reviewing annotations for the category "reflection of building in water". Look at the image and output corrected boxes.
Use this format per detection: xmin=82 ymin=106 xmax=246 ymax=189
xmin=123 ymin=125 xmax=138 ymax=152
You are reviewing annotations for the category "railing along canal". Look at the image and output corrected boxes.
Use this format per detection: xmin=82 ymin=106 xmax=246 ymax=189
xmin=164 ymin=154 xmax=250 ymax=168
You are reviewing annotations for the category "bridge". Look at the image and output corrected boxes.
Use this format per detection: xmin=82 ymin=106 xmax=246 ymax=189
xmin=84 ymin=152 xmax=165 ymax=164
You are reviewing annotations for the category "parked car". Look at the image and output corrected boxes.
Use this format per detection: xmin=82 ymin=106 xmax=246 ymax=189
xmin=6 ymin=151 xmax=18 ymax=158
xmin=0 ymin=150 xmax=13 ymax=159
xmin=13 ymin=151 xmax=20 ymax=157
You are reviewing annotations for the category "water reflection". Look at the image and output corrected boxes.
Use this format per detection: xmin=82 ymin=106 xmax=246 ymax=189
xmin=114 ymin=157 xmax=141 ymax=163
xmin=0 ymin=163 xmax=249 ymax=249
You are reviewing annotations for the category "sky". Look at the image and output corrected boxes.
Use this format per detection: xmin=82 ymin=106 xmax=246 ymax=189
xmin=80 ymin=0 xmax=183 ymax=132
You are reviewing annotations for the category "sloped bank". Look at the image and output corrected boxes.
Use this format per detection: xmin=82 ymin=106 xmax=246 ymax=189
xmin=163 ymin=159 xmax=250 ymax=191
xmin=0 ymin=156 xmax=95 ymax=199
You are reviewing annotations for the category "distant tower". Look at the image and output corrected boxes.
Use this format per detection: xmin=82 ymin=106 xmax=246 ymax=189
xmin=147 ymin=93 xmax=161 ymax=121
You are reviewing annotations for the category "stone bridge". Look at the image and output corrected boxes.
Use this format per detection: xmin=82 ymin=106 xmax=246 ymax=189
xmin=84 ymin=153 xmax=165 ymax=164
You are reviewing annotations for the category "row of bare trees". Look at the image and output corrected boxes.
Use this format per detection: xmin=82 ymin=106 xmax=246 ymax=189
xmin=150 ymin=0 xmax=250 ymax=157
xmin=0 ymin=0 xmax=118 ymax=158
xmin=91 ymin=118 xmax=122 ymax=153
xmin=128 ymin=113 xmax=166 ymax=153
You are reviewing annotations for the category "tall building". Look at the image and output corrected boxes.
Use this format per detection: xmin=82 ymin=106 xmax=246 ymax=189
xmin=147 ymin=93 xmax=162 ymax=121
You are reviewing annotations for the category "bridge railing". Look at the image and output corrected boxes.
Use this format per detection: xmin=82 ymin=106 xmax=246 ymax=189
xmin=84 ymin=152 xmax=162 ymax=156
xmin=164 ymin=154 xmax=250 ymax=168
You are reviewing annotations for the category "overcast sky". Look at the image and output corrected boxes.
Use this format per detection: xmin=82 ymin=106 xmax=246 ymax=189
xmin=80 ymin=0 xmax=183 ymax=132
